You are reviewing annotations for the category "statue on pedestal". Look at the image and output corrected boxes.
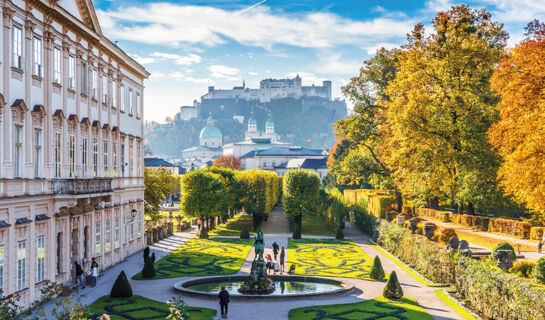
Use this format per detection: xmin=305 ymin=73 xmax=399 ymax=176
xmin=239 ymin=227 xmax=275 ymax=294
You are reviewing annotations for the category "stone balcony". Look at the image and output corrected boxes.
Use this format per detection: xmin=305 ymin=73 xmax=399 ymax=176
xmin=50 ymin=178 xmax=113 ymax=195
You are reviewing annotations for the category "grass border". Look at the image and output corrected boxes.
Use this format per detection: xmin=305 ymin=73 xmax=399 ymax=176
xmin=368 ymin=240 xmax=446 ymax=287
xmin=434 ymin=289 xmax=481 ymax=320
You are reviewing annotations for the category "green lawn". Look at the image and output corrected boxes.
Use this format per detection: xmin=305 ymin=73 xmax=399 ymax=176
xmin=87 ymin=295 xmax=216 ymax=320
xmin=301 ymin=213 xmax=335 ymax=236
xmin=209 ymin=214 xmax=255 ymax=237
xmin=289 ymin=296 xmax=433 ymax=320
xmin=132 ymin=238 xmax=252 ymax=279
xmin=288 ymin=238 xmax=382 ymax=281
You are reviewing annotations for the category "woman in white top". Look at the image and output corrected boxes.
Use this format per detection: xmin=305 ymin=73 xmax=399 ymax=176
xmin=90 ymin=265 xmax=98 ymax=287
xmin=273 ymin=261 xmax=280 ymax=274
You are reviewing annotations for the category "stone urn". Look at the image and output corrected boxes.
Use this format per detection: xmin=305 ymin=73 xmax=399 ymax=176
xmin=396 ymin=215 xmax=406 ymax=226
xmin=496 ymin=250 xmax=514 ymax=271
xmin=408 ymin=218 xmax=419 ymax=234
xmin=423 ymin=223 xmax=436 ymax=239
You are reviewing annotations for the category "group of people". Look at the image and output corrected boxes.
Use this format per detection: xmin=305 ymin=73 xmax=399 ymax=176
xmin=74 ymin=257 xmax=100 ymax=289
xmin=265 ymin=241 xmax=285 ymax=274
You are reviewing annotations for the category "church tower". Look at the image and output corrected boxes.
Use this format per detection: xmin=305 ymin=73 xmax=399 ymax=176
xmin=266 ymin=111 xmax=274 ymax=134
xmin=248 ymin=109 xmax=257 ymax=132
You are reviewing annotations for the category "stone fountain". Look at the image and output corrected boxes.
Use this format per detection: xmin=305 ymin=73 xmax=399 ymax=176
xmin=238 ymin=227 xmax=275 ymax=294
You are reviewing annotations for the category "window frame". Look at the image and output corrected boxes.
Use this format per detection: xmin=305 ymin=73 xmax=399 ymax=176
xmin=33 ymin=36 xmax=42 ymax=77
xmin=17 ymin=240 xmax=27 ymax=291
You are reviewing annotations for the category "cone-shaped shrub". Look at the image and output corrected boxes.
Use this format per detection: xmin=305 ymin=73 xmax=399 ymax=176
xmin=383 ymin=271 xmax=403 ymax=299
xmin=199 ymin=228 xmax=209 ymax=239
xmin=110 ymin=271 xmax=133 ymax=298
xmin=240 ymin=226 xmax=250 ymax=239
xmin=142 ymin=255 xmax=156 ymax=279
xmin=534 ymin=257 xmax=545 ymax=283
xmin=370 ymin=256 xmax=385 ymax=280
xmin=292 ymin=223 xmax=301 ymax=239
xmin=336 ymin=225 xmax=344 ymax=240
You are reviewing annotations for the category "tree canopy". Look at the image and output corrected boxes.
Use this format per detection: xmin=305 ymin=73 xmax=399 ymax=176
xmin=144 ymin=168 xmax=176 ymax=221
xmin=283 ymin=169 xmax=321 ymax=226
xmin=212 ymin=155 xmax=241 ymax=170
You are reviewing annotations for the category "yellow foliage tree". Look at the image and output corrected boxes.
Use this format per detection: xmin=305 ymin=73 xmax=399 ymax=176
xmin=489 ymin=20 xmax=545 ymax=213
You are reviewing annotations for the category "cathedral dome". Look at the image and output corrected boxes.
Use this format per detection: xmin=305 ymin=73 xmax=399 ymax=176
xmin=200 ymin=125 xmax=223 ymax=139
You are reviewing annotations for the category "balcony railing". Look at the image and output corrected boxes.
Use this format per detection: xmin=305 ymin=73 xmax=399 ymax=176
xmin=51 ymin=178 xmax=113 ymax=195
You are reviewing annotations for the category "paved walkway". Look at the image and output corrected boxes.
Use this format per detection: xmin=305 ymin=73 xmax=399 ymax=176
xmin=31 ymin=208 xmax=463 ymax=320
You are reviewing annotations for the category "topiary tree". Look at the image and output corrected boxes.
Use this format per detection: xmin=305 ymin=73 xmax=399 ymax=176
xmin=292 ymin=223 xmax=301 ymax=239
xmin=336 ymin=224 xmax=344 ymax=240
xmin=240 ymin=226 xmax=250 ymax=239
xmin=142 ymin=256 xmax=156 ymax=279
xmin=534 ymin=257 xmax=545 ymax=283
xmin=283 ymin=169 xmax=320 ymax=228
xmin=370 ymin=256 xmax=385 ymax=280
xmin=383 ymin=271 xmax=403 ymax=299
xmin=110 ymin=271 xmax=133 ymax=298
xmin=490 ymin=242 xmax=516 ymax=262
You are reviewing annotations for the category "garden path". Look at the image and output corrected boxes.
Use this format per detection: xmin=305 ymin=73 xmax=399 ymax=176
xmin=30 ymin=208 xmax=464 ymax=320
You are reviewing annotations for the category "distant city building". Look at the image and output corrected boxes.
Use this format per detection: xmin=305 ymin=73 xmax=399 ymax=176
xmin=245 ymin=110 xmax=279 ymax=142
xmin=179 ymin=100 xmax=199 ymax=120
xmin=144 ymin=157 xmax=180 ymax=174
xmin=201 ymin=75 xmax=332 ymax=103
xmin=276 ymin=157 xmax=329 ymax=181
xmin=240 ymin=146 xmax=328 ymax=172
xmin=0 ymin=0 xmax=149 ymax=309
xmin=182 ymin=114 xmax=223 ymax=163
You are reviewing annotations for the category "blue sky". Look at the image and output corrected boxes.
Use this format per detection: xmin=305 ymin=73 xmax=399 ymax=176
xmin=93 ymin=0 xmax=545 ymax=122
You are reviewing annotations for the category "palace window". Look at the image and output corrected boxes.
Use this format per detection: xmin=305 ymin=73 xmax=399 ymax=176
xmin=34 ymin=129 xmax=41 ymax=177
xmin=93 ymin=139 xmax=98 ymax=176
xmin=33 ymin=37 xmax=42 ymax=77
xmin=102 ymin=76 xmax=108 ymax=104
xmin=103 ymin=140 xmax=108 ymax=176
xmin=92 ymin=69 xmax=98 ymax=98
xmin=37 ymin=236 xmax=45 ymax=283
xmin=137 ymin=141 xmax=141 ymax=176
xmin=69 ymin=135 xmax=75 ymax=177
xmin=82 ymin=137 xmax=88 ymax=177
xmin=114 ymin=216 xmax=120 ymax=249
xmin=120 ymin=86 xmax=125 ymax=111
xmin=53 ymin=47 xmax=61 ymax=83
xmin=15 ymin=126 xmax=23 ymax=178
xmin=121 ymin=143 xmax=125 ymax=176
xmin=54 ymin=131 xmax=61 ymax=177
xmin=113 ymin=142 xmax=118 ymax=176
xmin=68 ymin=56 xmax=75 ymax=89
xmin=81 ymin=61 xmax=88 ymax=95
xmin=136 ymin=92 xmax=141 ymax=117
xmin=128 ymin=89 xmax=133 ymax=114
xmin=56 ymin=232 xmax=63 ymax=274
xmin=112 ymin=80 xmax=117 ymax=108
xmin=137 ymin=211 xmax=142 ymax=238
xmin=95 ymin=220 xmax=101 ymax=255
xmin=129 ymin=142 xmax=134 ymax=177
xmin=17 ymin=240 xmax=27 ymax=291
xmin=12 ymin=25 xmax=23 ymax=69
xmin=105 ymin=219 xmax=111 ymax=253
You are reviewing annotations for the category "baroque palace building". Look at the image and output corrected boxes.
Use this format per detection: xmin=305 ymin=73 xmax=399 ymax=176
xmin=0 ymin=0 xmax=149 ymax=309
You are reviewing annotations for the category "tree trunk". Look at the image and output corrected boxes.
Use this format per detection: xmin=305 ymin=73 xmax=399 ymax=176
xmin=465 ymin=203 xmax=475 ymax=214
xmin=395 ymin=191 xmax=403 ymax=213
xmin=428 ymin=197 xmax=439 ymax=210
xmin=457 ymin=204 xmax=463 ymax=214
xmin=294 ymin=214 xmax=302 ymax=227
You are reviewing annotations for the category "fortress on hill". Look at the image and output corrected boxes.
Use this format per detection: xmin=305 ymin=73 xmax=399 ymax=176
xmin=201 ymin=74 xmax=332 ymax=103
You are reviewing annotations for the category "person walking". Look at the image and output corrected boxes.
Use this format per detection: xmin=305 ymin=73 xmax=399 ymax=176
xmin=273 ymin=260 xmax=280 ymax=274
xmin=272 ymin=241 xmax=279 ymax=260
xmin=91 ymin=257 xmax=99 ymax=269
xmin=279 ymin=246 xmax=285 ymax=273
xmin=218 ymin=286 xmax=230 ymax=318
xmin=90 ymin=262 xmax=98 ymax=287
xmin=539 ymin=241 xmax=543 ymax=254
xmin=74 ymin=261 xmax=85 ymax=289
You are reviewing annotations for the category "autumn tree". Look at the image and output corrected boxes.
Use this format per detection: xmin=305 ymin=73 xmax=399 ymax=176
xmin=380 ymin=5 xmax=508 ymax=212
xmin=488 ymin=20 xmax=545 ymax=214
xmin=283 ymin=169 xmax=320 ymax=228
xmin=180 ymin=169 xmax=228 ymax=232
xmin=144 ymin=168 xmax=174 ymax=222
xmin=212 ymin=154 xmax=241 ymax=170
xmin=236 ymin=169 xmax=279 ymax=230
xmin=332 ymin=48 xmax=399 ymax=191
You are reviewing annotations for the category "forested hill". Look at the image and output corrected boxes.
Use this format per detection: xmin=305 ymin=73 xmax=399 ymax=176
xmin=145 ymin=97 xmax=347 ymax=158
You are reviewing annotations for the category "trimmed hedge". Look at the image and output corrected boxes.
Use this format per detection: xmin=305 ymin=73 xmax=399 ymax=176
xmin=378 ymin=222 xmax=545 ymax=319
xmin=488 ymin=218 xmax=532 ymax=239
xmin=344 ymin=189 xmax=394 ymax=218
xmin=530 ymin=227 xmax=545 ymax=241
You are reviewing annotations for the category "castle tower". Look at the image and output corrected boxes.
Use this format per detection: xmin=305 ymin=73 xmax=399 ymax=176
xmin=266 ymin=111 xmax=274 ymax=134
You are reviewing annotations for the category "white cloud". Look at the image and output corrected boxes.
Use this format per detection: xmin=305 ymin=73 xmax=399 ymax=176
xmin=314 ymin=53 xmax=362 ymax=76
xmin=208 ymin=65 xmax=241 ymax=81
xmin=150 ymin=52 xmax=202 ymax=65
xmin=129 ymin=54 xmax=155 ymax=64
xmin=365 ymin=42 xmax=400 ymax=55
xmin=425 ymin=0 xmax=453 ymax=12
xmin=474 ymin=0 xmax=545 ymax=23
xmin=97 ymin=3 xmax=415 ymax=49
xmin=248 ymin=71 xmax=258 ymax=76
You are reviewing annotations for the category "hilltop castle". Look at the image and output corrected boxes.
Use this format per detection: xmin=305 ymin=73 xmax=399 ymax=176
xmin=201 ymin=75 xmax=332 ymax=103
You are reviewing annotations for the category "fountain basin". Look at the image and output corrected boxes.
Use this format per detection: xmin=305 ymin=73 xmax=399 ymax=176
xmin=173 ymin=275 xmax=355 ymax=300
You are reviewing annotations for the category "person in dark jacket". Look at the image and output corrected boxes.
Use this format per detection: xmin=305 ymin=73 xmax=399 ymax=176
xmin=218 ymin=286 xmax=230 ymax=317
xmin=74 ymin=261 xmax=85 ymax=289
xmin=279 ymin=246 xmax=285 ymax=273
xmin=272 ymin=242 xmax=279 ymax=260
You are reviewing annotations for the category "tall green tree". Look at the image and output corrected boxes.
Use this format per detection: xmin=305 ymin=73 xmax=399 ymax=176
xmin=236 ymin=170 xmax=269 ymax=230
xmin=144 ymin=167 xmax=174 ymax=222
xmin=283 ymin=169 xmax=320 ymax=227
xmin=380 ymin=5 xmax=508 ymax=211
xmin=180 ymin=169 xmax=229 ymax=231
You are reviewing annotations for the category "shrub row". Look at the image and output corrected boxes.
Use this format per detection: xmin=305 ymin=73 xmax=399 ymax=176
xmin=343 ymin=189 xmax=394 ymax=218
xmin=530 ymin=227 xmax=545 ymax=241
xmin=415 ymin=208 xmax=534 ymax=239
xmin=377 ymin=222 xmax=545 ymax=319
